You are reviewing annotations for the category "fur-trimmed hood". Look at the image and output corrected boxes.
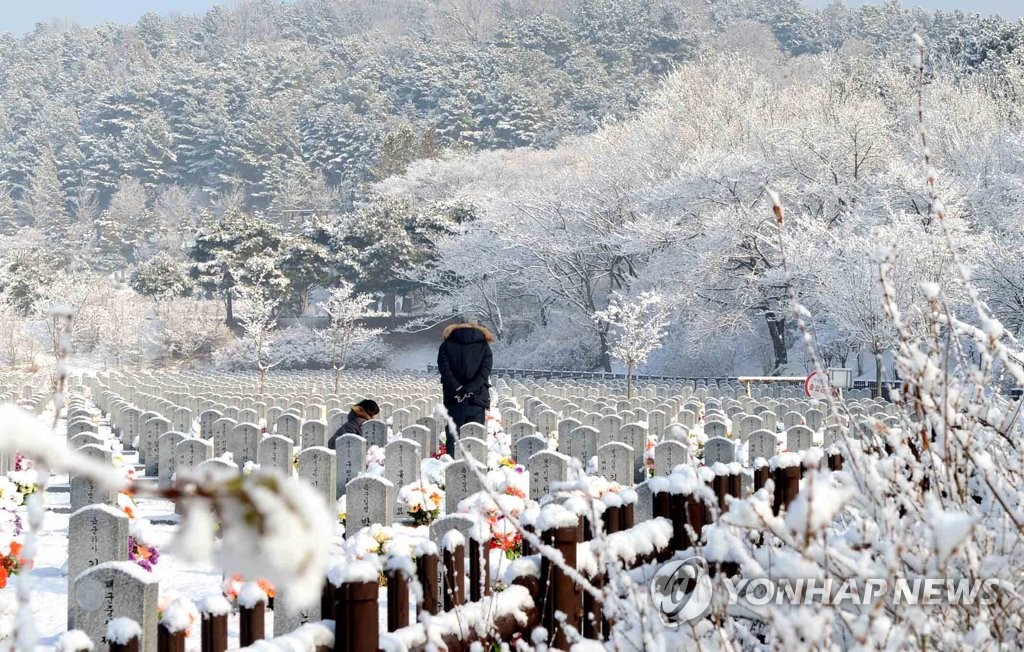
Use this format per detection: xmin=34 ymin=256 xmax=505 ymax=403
xmin=442 ymin=322 xmax=495 ymax=343
xmin=350 ymin=405 xmax=373 ymax=420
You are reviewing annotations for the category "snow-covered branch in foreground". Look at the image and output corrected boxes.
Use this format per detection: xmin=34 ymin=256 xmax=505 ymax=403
xmin=701 ymin=35 xmax=1024 ymax=650
xmin=170 ymin=466 xmax=333 ymax=611
xmin=0 ymin=405 xmax=332 ymax=620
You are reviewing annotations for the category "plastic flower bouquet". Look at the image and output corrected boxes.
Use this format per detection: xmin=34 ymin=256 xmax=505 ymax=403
xmin=0 ymin=541 xmax=28 ymax=589
xmin=128 ymin=519 xmax=161 ymax=572
xmin=0 ymin=477 xmax=23 ymax=510
xmin=6 ymin=468 xmax=38 ymax=499
xmin=398 ymin=481 xmax=443 ymax=525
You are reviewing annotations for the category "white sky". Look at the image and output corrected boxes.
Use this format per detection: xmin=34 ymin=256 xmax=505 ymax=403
xmin=1 ymin=0 xmax=1020 ymax=36
xmin=804 ymin=0 xmax=1022 ymax=19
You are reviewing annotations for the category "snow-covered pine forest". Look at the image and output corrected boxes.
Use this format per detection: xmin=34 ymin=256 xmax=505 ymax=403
xmin=0 ymin=0 xmax=1023 ymax=379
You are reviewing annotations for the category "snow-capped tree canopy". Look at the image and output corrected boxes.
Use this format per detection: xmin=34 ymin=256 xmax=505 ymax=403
xmin=384 ymin=50 xmax=1024 ymax=379
xmin=0 ymin=0 xmax=1022 ymax=376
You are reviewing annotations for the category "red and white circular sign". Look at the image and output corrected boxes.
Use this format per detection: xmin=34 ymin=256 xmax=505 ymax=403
xmin=804 ymin=370 xmax=835 ymax=399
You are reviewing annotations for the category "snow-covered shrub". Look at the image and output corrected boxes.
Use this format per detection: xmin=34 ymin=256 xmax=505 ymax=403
xmin=152 ymin=298 xmax=231 ymax=364
xmin=492 ymin=314 xmax=602 ymax=371
xmin=214 ymin=326 xmax=390 ymax=371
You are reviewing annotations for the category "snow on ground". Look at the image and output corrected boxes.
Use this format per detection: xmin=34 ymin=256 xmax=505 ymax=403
xmin=2 ymin=397 xmax=522 ymax=650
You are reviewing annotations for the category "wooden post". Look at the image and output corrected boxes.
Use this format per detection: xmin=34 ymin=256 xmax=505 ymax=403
xmin=521 ymin=524 xmax=535 ymax=556
xmin=583 ymin=572 xmax=603 ymax=640
xmin=157 ymin=623 xmax=186 ymax=652
xmin=670 ymin=492 xmax=690 ymax=551
xmin=468 ymin=537 xmax=490 ymax=602
xmin=653 ymin=490 xmax=673 ymax=560
xmin=416 ymin=551 xmax=439 ymax=616
xmin=443 ymin=542 xmax=466 ymax=611
xmin=728 ymin=473 xmax=743 ymax=501
xmin=711 ymin=474 xmax=730 ymax=513
xmin=109 ymin=639 xmax=140 ymax=652
xmin=200 ymin=612 xmax=228 ymax=652
xmin=685 ymin=495 xmax=706 ymax=546
xmin=622 ymin=501 xmax=635 ymax=529
xmin=348 ymin=581 xmax=378 ymax=652
xmin=538 ymin=529 xmax=554 ymax=636
xmin=753 ymin=465 xmax=770 ymax=491
xmin=239 ymin=600 xmax=266 ymax=647
xmin=549 ymin=525 xmax=581 ymax=651
xmin=828 ymin=453 xmax=843 ymax=471
xmin=321 ymin=580 xmax=338 ymax=628
xmin=772 ymin=464 xmax=802 ymax=515
xmin=511 ymin=573 xmax=540 ymax=597
xmin=387 ymin=566 xmax=410 ymax=632
xmin=605 ymin=504 xmax=622 ymax=534
xmin=332 ymin=582 xmax=350 ymax=652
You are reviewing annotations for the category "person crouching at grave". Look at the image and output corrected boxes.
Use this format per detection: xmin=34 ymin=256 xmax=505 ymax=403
xmin=328 ymin=399 xmax=380 ymax=448
xmin=437 ymin=320 xmax=494 ymax=441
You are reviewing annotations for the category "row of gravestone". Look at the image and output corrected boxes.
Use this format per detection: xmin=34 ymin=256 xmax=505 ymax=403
xmin=97 ymin=371 xmax=437 ymax=406
xmin=57 ymin=390 xmax=846 ymax=652
xmin=91 ymin=376 xmax=446 ymax=441
xmin=496 ymin=377 xmax=856 ymax=401
xmin=92 ymin=370 xmax=884 ymax=431
xmin=87 ymin=379 xmax=858 ymax=512
xmin=91 ymin=370 xmax=873 ymax=491
xmin=90 ymin=370 xmax=876 ymax=489
xmin=503 ymin=391 xmax=891 ymax=430
xmin=62 ymin=430 xmax=828 ymax=652
xmin=90 ymin=372 xmax=891 ymax=456
xmin=92 ymin=368 xmax=888 ymax=419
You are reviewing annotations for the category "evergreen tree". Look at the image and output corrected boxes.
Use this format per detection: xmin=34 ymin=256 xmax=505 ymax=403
xmin=130 ymin=252 xmax=193 ymax=299
xmin=332 ymin=194 xmax=455 ymax=311
xmin=94 ymin=177 xmax=152 ymax=267
xmin=0 ymin=183 xmax=17 ymax=236
xmin=22 ymin=147 xmax=71 ymax=241
xmin=188 ymin=209 xmax=290 ymax=326
xmin=121 ymin=114 xmax=178 ymax=190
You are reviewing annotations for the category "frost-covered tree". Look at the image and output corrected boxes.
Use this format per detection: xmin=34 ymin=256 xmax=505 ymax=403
xmin=266 ymin=163 xmax=340 ymax=233
xmin=130 ymin=253 xmax=193 ymax=301
xmin=594 ymin=291 xmax=669 ymax=398
xmin=331 ymin=194 xmax=454 ymax=313
xmin=34 ymin=271 xmax=108 ymax=355
xmin=22 ymin=147 xmax=70 ymax=241
xmin=0 ymin=298 xmax=34 ymax=367
xmin=153 ymin=297 xmax=230 ymax=364
xmin=96 ymin=287 xmax=149 ymax=368
xmin=319 ymin=281 xmax=386 ymax=392
xmin=0 ymin=183 xmax=18 ymax=236
xmin=0 ymin=234 xmax=64 ymax=315
xmin=279 ymin=236 xmax=332 ymax=315
xmin=188 ymin=210 xmax=289 ymax=327
xmin=151 ymin=185 xmax=202 ymax=253
xmin=234 ymin=268 xmax=283 ymax=393
xmin=94 ymin=177 xmax=152 ymax=267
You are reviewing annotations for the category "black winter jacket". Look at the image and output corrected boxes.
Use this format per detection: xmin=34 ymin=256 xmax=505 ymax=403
xmin=328 ymin=408 xmax=371 ymax=449
xmin=437 ymin=323 xmax=493 ymax=409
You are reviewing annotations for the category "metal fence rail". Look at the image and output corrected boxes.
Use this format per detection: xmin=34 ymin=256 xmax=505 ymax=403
xmin=426 ymin=365 xmax=908 ymax=386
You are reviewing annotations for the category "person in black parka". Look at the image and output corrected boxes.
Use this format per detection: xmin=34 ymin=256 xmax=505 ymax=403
xmin=437 ymin=322 xmax=494 ymax=440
